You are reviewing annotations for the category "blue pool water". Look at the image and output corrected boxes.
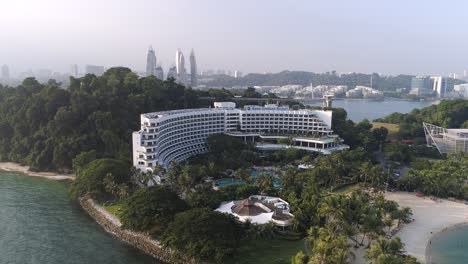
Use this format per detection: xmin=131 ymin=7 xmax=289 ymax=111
xmin=214 ymin=171 xmax=282 ymax=188
xmin=215 ymin=178 xmax=247 ymax=187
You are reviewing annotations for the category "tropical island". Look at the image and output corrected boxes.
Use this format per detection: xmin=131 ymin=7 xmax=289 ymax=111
xmin=0 ymin=67 xmax=467 ymax=264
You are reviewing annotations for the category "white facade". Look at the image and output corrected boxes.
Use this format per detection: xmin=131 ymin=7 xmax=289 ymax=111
xmin=430 ymin=76 xmax=447 ymax=97
xmin=453 ymin=83 xmax=468 ymax=98
xmin=424 ymin=122 xmax=468 ymax=154
xmin=133 ymin=102 xmax=348 ymax=172
xmin=215 ymin=195 xmax=294 ymax=227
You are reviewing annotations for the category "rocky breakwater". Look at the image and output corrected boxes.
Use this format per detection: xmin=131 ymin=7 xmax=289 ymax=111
xmin=79 ymin=197 xmax=199 ymax=264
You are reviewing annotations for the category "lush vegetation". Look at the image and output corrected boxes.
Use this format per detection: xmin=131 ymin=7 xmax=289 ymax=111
xmin=70 ymin=158 xmax=130 ymax=199
xmin=374 ymin=99 xmax=468 ymax=141
xmin=0 ymin=68 xmax=203 ymax=171
xmin=291 ymin=190 xmax=417 ymax=264
xmin=399 ymin=153 xmax=468 ymax=199
xmin=6 ymin=73 xmax=461 ymax=263
xmin=162 ymin=208 xmax=243 ymax=263
xmin=329 ymin=108 xmax=388 ymax=151
xmin=120 ymin=186 xmax=187 ymax=235
xmin=228 ymin=238 xmax=305 ymax=264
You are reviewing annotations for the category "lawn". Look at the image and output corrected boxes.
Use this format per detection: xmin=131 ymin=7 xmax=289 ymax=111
xmin=372 ymin=122 xmax=400 ymax=139
xmin=103 ymin=203 xmax=126 ymax=219
xmin=227 ymin=238 xmax=305 ymax=264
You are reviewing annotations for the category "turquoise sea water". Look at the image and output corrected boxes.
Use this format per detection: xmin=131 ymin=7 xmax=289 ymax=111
xmin=0 ymin=172 xmax=157 ymax=264
xmin=305 ymin=99 xmax=435 ymax=121
xmin=428 ymin=225 xmax=468 ymax=264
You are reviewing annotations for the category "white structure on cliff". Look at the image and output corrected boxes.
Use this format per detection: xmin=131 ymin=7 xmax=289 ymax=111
xmin=423 ymin=122 xmax=468 ymax=154
xmin=132 ymin=102 xmax=348 ymax=175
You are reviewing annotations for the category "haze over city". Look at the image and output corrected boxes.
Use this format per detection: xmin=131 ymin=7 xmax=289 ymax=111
xmin=1 ymin=0 xmax=468 ymax=76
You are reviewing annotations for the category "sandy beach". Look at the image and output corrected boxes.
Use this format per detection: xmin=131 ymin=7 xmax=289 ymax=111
xmin=0 ymin=162 xmax=74 ymax=180
xmin=385 ymin=192 xmax=468 ymax=263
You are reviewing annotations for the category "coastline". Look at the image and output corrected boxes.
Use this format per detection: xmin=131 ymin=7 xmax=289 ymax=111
xmin=385 ymin=192 xmax=468 ymax=263
xmin=425 ymin=222 xmax=468 ymax=264
xmin=0 ymin=162 xmax=75 ymax=181
xmin=79 ymin=197 xmax=199 ymax=264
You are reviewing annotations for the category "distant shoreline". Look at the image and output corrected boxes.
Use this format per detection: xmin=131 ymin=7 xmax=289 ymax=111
xmin=0 ymin=162 xmax=74 ymax=181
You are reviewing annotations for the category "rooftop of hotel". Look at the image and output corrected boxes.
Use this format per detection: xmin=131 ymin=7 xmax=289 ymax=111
xmin=141 ymin=102 xmax=327 ymax=119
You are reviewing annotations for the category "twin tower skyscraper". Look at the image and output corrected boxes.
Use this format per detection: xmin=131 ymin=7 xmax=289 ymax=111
xmin=145 ymin=46 xmax=197 ymax=87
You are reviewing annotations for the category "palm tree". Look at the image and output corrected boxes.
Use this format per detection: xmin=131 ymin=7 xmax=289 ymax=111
xmin=257 ymin=173 xmax=274 ymax=194
xmin=356 ymin=161 xmax=372 ymax=185
xmin=365 ymin=237 xmax=407 ymax=263
xmin=318 ymin=195 xmax=346 ymax=223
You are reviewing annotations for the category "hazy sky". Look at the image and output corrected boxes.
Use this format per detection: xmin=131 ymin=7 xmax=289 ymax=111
xmin=1 ymin=0 xmax=468 ymax=76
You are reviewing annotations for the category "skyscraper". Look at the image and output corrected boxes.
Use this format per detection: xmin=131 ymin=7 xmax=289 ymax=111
xmin=175 ymin=49 xmax=188 ymax=85
xmin=167 ymin=66 xmax=177 ymax=80
xmin=189 ymin=49 xmax=197 ymax=87
xmin=430 ymin=76 xmax=447 ymax=98
xmin=70 ymin=64 xmax=79 ymax=77
xmin=86 ymin=65 xmax=105 ymax=76
xmin=155 ymin=66 xmax=164 ymax=80
xmin=234 ymin=70 xmax=242 ymax=78
xmin=146 ymin=46 xmax=157 ymax=77
xmin=1 ymin=65 xmax=10 ymax=81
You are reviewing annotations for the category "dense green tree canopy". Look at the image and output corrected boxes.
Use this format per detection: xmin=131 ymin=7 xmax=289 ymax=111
xmin=120 ymin=186 xmax=187 ymax=235
xmin=161 ymin=208 xmax=242 ymax=263
xmin=399 ymin=153 xmax=468 ymax=198
xmin=69 ymin=158 xmax=130 ymax=199
xmin=375 ymin=99 xmax=468 ymax=140
xmin=0 ymin=68 xmax=202 ymax=171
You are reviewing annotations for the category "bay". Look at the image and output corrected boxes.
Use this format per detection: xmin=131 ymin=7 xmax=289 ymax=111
xmin=0 ymin=172 xmax=157 ymax=264
xmin=428 ymin=225 xmax=468 ymax=264
xmin=305 ymin=99 xmax=436 ymax=121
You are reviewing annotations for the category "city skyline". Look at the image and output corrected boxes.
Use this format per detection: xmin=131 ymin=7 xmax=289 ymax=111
xmin=2 ymin=0 xmax=468 ymax=76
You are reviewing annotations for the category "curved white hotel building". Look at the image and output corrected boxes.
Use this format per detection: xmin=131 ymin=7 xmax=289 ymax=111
xmin=133 ymin=102 xmax=349 ymax=173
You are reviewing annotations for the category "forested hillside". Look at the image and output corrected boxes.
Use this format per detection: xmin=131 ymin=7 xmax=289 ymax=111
xmin=0 ymin=67 xmax=203 ymax=171
xmin=375 ymin=99 xmax=468 ymax=140
xmin=201 ymin=71 xmax=464 ymax=91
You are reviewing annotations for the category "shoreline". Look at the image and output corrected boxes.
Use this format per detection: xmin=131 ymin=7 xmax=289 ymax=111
xmin=79 ymin=197 xmax=198 ymax=264
xmin=0 ymin=162 xmax=75 ymax=181
xmin=425 ymin=222 xmax=468 ymax=264
xmin=385 ymin=192 xmax=468 ymax=263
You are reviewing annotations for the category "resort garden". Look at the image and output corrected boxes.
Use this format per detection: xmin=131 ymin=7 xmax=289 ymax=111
xmin=69 ymin=132 xmax=421 ymax=264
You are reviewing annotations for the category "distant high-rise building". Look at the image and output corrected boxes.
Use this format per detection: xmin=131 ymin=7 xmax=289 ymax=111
xmin=146 ymin=46 xmax=157 ymax=77
xmin=167 ymin=66 xmax=177 ymax=80
xmin=155 ymin=66 xmax=164 ymax=80
xmin=1 ymin=65 xmax=10 ymax=81
xmin=410 ymin=76 xmax=433 ymax=96
xmin=175 ymin=49 xmax=188 ymax=85
xmin=86 ymin=65 xmax=105 ymax=76
xmin=234 ymin=70 xmax=242 ymax=78
xmin=189 ymin=49 xmax=197 ymax=87
xmin=70 ymin=64 xmax=79 ymax=77
xmin=37 ymin=69 xmax=53 ymax=81
xmin=430 ymin=76 xmax=447 ymax=98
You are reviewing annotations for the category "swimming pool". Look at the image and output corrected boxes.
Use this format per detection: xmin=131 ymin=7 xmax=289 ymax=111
xmin=214 ymin=171 xmax=282 ymax=188
xmin=214 ymin=178 xmax=246 ymax=187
